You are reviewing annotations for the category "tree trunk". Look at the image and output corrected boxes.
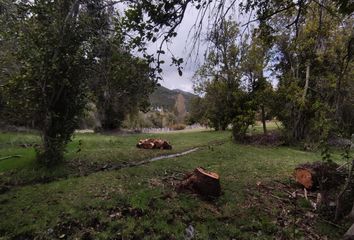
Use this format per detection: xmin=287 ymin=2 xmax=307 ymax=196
xmin=38 ymin=131 xmax=64 ymax=166
xmin=293 ymin=63 xmax=310 ymax=141
xmin=302 ymin=62 xmax=310 ymax=102
xmin=334 ymin=59 xmax=347 ymax=122
xmin=261 ymin=105 xmax=267 ymax=135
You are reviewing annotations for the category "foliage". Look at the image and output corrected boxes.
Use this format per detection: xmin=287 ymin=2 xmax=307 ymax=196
xmin=92 ymin=46 xmax=155 ymax=130
xmin=267 ymin=1 xmax=354 ymax=142
xmin=0 ymin=0 xmax=137 ymax=165
xmin=187 ymin=97 xmax=208 ymax=125
xmin=242 ymin=25 xmax=276 ymax=134
xmin=170 ymin=123 xmax=186 ymax=130
xmin=194 ymin=20 xmax=273 ymax=139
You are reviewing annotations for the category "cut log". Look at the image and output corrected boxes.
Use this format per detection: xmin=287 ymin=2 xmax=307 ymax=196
xmin=294 ymin=161 xmax=344 ymax=190
xmin=136 ymin=138 xmax=172 ymax=150
xmin=294 ymin=167 xmax=315 ymax=189
xmin=178 ymin=167 xmax=221 ymax=197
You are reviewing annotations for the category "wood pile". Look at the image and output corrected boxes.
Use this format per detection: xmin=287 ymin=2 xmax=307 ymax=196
xmin=294 ymin=161 xmax=345 ymax=190
xmin=136 ymin=138 xmax=172 ymax=150
xmin=178 ymin=167 xmax=221 ymax=197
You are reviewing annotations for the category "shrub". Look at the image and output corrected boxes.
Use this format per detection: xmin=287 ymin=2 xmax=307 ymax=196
xmin=171 ymin=124 xmax=186 ymax=130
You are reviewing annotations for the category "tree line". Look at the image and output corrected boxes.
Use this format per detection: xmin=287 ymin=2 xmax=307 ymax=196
xmin=0 ymin=0 xmax=353 ymax=162
xmin=189 ymin=1 xmax=354 ymax=145
xmin=0 ymin=0 xmax=353 ymax=232
xmin=0 ymin=0 xmax=156 ymax=165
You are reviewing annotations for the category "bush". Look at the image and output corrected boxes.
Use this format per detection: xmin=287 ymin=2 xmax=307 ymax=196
xmin=171 ymin=124 xmax=186 ymax=130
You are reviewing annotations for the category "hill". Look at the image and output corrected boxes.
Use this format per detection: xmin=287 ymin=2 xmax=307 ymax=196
xmin=149 ymin=85 xmax=197 ymax=112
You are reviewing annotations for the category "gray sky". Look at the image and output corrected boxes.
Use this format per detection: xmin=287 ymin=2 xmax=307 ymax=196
xmin=149 ymin=7 xmax=205 ymax=93
xmin=148 ymin=4 xmax=253 ymax=93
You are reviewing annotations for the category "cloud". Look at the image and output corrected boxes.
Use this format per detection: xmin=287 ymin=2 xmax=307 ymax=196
xmin=160 ymin=68 xmax=195 ymax=92
xmin=147 ymin=7 xmax=207 ymax=93
xmin=146 ymin=2 xmax=255 ymax=93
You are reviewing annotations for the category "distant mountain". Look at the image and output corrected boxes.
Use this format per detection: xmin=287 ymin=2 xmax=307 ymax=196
xmin=149 ymin=86 xmax=197 ymax=112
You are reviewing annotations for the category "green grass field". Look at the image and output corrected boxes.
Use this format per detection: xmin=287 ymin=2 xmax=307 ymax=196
xmin=0 ymin=129 xmax=349 ymax=239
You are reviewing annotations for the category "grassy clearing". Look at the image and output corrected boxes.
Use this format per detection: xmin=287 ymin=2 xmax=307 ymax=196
xmin=248 ymin=120 xmax=282 ymax=134
xmin=0 ymin=130 xmax=349 ymax=239
xmin=0 ymin=130 xmax=228 ymax=185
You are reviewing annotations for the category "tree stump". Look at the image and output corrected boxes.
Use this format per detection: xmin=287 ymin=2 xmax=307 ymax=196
xmin=178 ymin=167 xmax=221 ymax=197
xmin=294 ymin=162 xmax=344 ymax=190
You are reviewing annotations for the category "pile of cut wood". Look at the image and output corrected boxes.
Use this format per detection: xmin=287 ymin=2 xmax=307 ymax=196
xmin=136 ymin=138 xmax=172 ymax=150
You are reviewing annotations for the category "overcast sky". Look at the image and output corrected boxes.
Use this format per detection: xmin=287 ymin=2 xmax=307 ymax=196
xmin=148 ymin=7 xmax=205 ymax=93
xmin=146 ymin=4 xmax=253 ymax=93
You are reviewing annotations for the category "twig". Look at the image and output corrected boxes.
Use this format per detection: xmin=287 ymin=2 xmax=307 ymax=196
xmin=318 ymin=217 xmax=346 ymax=230
xmin=336 ymin=161 xmax=350 ymax=171
xmin=335 ymin=160 xmax=354 ymax=221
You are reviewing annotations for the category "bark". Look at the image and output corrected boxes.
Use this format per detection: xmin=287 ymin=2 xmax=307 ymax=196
xmin=302 ymin=62 xmax=310 ymax=102
xmin=293 ymin=62 xmax=310 ymax=140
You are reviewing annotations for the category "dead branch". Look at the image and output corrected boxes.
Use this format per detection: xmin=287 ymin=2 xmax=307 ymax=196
xmin=335 ymin=160 xmax=354 ymax=221
xmin=0 ymin=155 xmax=21 ymax=161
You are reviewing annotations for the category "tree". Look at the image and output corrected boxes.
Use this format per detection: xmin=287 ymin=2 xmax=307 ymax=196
xmin=187 ymin=97 xmax=208 ymax=125
xmin=193 ymin=20 xmax=258 ymax=138
xmin=268 ymin=1 xmax=354 ymax=142
xmin=241 ymin=26 xmax=274 ymax=135
xmin=0 ymin=0 xmax=22 ymax=125
xmin=193 ymin=20 xmax=242 ymax=130
xmin=1 ymin=0 xmax=120 ymax=165
xmin=91 ymin=42 xmax=155 ymax=130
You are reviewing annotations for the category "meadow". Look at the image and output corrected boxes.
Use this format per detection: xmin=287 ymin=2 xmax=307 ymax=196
xmin=0 ymin=128 xmax=348 ymax=239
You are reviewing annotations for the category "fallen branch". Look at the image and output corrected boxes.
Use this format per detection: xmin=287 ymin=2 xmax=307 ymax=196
xmin=344 ymin=223 xmax=354 ymax=240
xmin=337 ymin=161 xmax=350 ymax=171
xmin=0 ymin=155 xmax=22 ymax=161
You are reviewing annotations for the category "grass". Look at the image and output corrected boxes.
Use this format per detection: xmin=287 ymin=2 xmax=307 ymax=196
xmin=0 ymin=130 xmax=228 ymax=185
xmin=248 ymin=120 xmax=282 ymax=134
xmin=0 ymin=129 xmax=350 ymax=239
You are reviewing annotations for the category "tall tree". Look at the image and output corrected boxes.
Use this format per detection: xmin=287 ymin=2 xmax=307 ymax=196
xmin=92 ymin=45 xmax=154 ymax=130
xmin=241 ymin=26 xmax=274 ymax=135
xmin=193 ymin=20 xmax=245 ymax=131
xmin=193 ymin=20 xmax=257 ymax=138
xmin=1 ymin=0 xmax=119 ymax=165
xmin=269 ymin=1 xmax=354 ymax=142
